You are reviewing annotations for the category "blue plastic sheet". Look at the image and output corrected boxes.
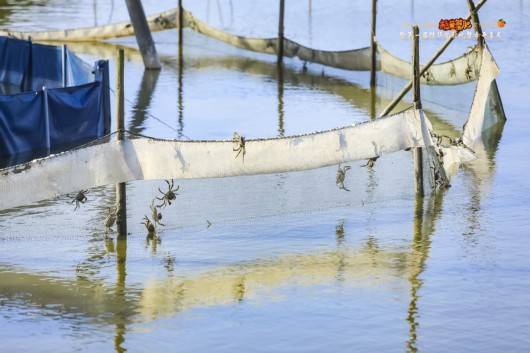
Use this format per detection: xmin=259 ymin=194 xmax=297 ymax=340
xmin=0 ymin=36 xmax=110 ymax=166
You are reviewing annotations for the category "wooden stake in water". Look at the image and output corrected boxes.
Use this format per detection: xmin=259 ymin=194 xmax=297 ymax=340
xmin=467 ymin=0 xmax=484 ymax=48
xmin=412 ymin=26 xmax=424 ymax=197
xmin=277 ymin=0 xmax=285 ymax=65
xmin=124 ymin=0 xmax=161 ymax=70
xmin=116 ymin=49 xmax=127 ymax=238
xmin=370 ymin=0 xmax=377 ymax=87
xmin=178 ymin=0 xmax=184 ymax=45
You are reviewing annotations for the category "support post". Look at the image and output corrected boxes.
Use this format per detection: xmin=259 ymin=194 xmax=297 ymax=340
xmin=467 ymin=0 xmax=484 ymax=48
xmin=124 ymin=0 xmax=161 ymax=70
xmin=277 ymin=0 xmax=285 ymax=65
xmin=42 ymin=86 xmax=51 ymax=155
xmin=178 ymin=0 xmax=184 ymax=45
xmin=116 ymin=49 xmax=127 ymax=238
xmin=370 ymin=0 xmax=377 ymax=87
xmin=379 ymin=0 xmax=488 ymax=117
xmin=412 ymin=26 xmax=424 ymax=197
xmin=62 ymin=44 xmax=68 ymax=87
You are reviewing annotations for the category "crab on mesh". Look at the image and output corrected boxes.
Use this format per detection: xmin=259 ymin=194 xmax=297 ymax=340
xmin=70 ymin=190 xmax=89 ymax=211
xmin=362 ymin=156 xmax=379 ymax=168
xmin=150 ymin=200 xmax=165 ymax=227
xmin=336 ymin=164 xmax=351 ymax=191
xmin=232 ymin=132 xmax=246 ymax=160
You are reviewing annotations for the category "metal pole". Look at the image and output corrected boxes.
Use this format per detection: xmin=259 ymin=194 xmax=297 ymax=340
xmin=379 ymin=0 xmax=488 ymax=117
xmin=42 ymin=86 xmax=51 ymax=155
xmin=124 ymin=0 xmax=161 ymax=70
xmin=62 ymin=44 xmax=68 ymax=87
xmin=412 ymin=26 xmax=423 ymax=197
xmin=277 ymin=0 xmax=285 ymax=65
xmin=370 ymin=0 xmax=377 ymax=87
xmin=116 ymin=48 xmax=127 ymax=238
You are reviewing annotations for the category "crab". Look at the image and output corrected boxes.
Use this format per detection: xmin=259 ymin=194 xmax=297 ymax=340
xmin=336 ymin=165 xmax=351 ymax=191
xmin=104 ymin=206 xmax=117 ymax=234
xmin=156 ymin=179 xmax=179 ymax=208
xmin=142 ymin=215 xmax=157 ymax=235
xmin=362 ymin=156 xmax=379 ymax=169
xmin=430 ymin=165 xmax=450 ymax=191
xmin=233 ymin=132 xmax=246 ymax=161
xmin=70 ymin=190 xmax=89 ymax=211
xmin=150 ymin=200 xmax=165 ymax=227
xmin=422 ymin=69 xmax=434 ymax=83
xmin=465 ymin=63 xmax=474 ymax=81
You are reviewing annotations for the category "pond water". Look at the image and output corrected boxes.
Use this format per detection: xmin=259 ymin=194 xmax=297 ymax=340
xmin=0 ymin=0 xmax=529 ymax=352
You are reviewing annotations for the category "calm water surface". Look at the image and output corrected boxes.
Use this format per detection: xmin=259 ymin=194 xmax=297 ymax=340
xmin=0 ymin=0 xmax=529 ymax=352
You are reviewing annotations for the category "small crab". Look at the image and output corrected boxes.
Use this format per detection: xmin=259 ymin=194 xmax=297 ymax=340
xmin=430 ymin=166 xmax=450 ymax=191
xmin=336 ymin=165 xmax=351 ymax=191
xmin=422 ymin=69 xmax=434 ymax=83
xmin=362 ymin=156 xmax=379 ymax=169
xmin=233 ymin=132 xmax=246 ymax=161
xmin=156 ymin=179 xmax=179 ymax=208
xmin=465 ymin=63 xmax=474 ymax=80
xmin=104 ymin=206 xmax=117 ymax=233
xmin=150 ymin=201 xmax=165 ymax=227
xmin=71 ymin=190 xmax=89 ymax=211
xmin=142 ymin=215 xmax=157 ymax=235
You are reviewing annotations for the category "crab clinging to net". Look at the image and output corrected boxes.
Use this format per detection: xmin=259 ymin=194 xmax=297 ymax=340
xmin=156 ymin=179 xmax=179 ymax=208
xmin=232 ymin=132 xmax=246 ymax=161
xmin=336 ymin=165 xmax=351 ymax=191
xmin=70 ymin=190 xmax=89 ymax=211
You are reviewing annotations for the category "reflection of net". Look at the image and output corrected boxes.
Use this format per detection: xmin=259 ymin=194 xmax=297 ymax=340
xmin=0 ymin=7 xmax=483 ymax=86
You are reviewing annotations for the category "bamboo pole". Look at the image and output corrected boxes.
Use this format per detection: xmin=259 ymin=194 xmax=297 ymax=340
xmin=178 ymin=0 xmax=184 ymax=45
xmin=379 ymin=0 xmax=487 ymax=117
xmin=124 ymin=0 xmax=161 ymax=70
xmin=277 ymin=0 xmax=285 ymax=65
xmin=467 ymin=0 xmax=484 ymax=48
xmin=116 ymin=48 xmax=127 ymax=239
xmin=412 ymin=26 xmax=423 ymax=197
xmin=370 ymin=0 xmax=377 ymax=87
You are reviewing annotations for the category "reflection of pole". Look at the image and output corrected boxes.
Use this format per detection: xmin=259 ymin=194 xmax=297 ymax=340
xmin=370 ymin=0 xmax=377 ymax=87
xmin=308 ymin=0 xmax=312 ymax=45
xmin=124 ymin=0 xmax=161 ymax=70
xmin=116 ymin=49 xmax=127 ymax=238
xmin=128 ymin=69 xmax=161 ymax=135
xmin=114 ymin=238 xmax=127 ymax=353
xmin=412 ymin=26 xmax=424 ymax=197
xmin=277 ymin=65 xmax=285 ymax=137
xmin=277 ymin=0 xmax=285 ymax=65
xmin=407 ymin=193 xmax=424 ymax=353
xmin=370 ymin=84 xmax=377 ymax=120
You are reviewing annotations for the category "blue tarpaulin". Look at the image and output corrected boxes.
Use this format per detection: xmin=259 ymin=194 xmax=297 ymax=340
xmin=0 ymin=36 xmax=110 ymax=166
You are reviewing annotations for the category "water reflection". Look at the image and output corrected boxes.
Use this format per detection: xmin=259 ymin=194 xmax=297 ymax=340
xmin=128 ymin=68 xmax=161 ymax=135
xmin=61 ymin=40 xmax=461 ymax=138
xmin=406 ymin=190 xmax=445 ymax=352
xmin=277 ymin=64 xmax=285 ymax=136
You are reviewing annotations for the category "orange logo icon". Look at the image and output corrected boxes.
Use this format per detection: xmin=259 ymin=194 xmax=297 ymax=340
xmin=497 ymin=19 xmax=506 ymax=28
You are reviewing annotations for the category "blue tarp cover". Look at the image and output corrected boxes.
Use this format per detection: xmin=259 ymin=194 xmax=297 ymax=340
xmin=0 ymin=37 xmax=110 ymax=165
